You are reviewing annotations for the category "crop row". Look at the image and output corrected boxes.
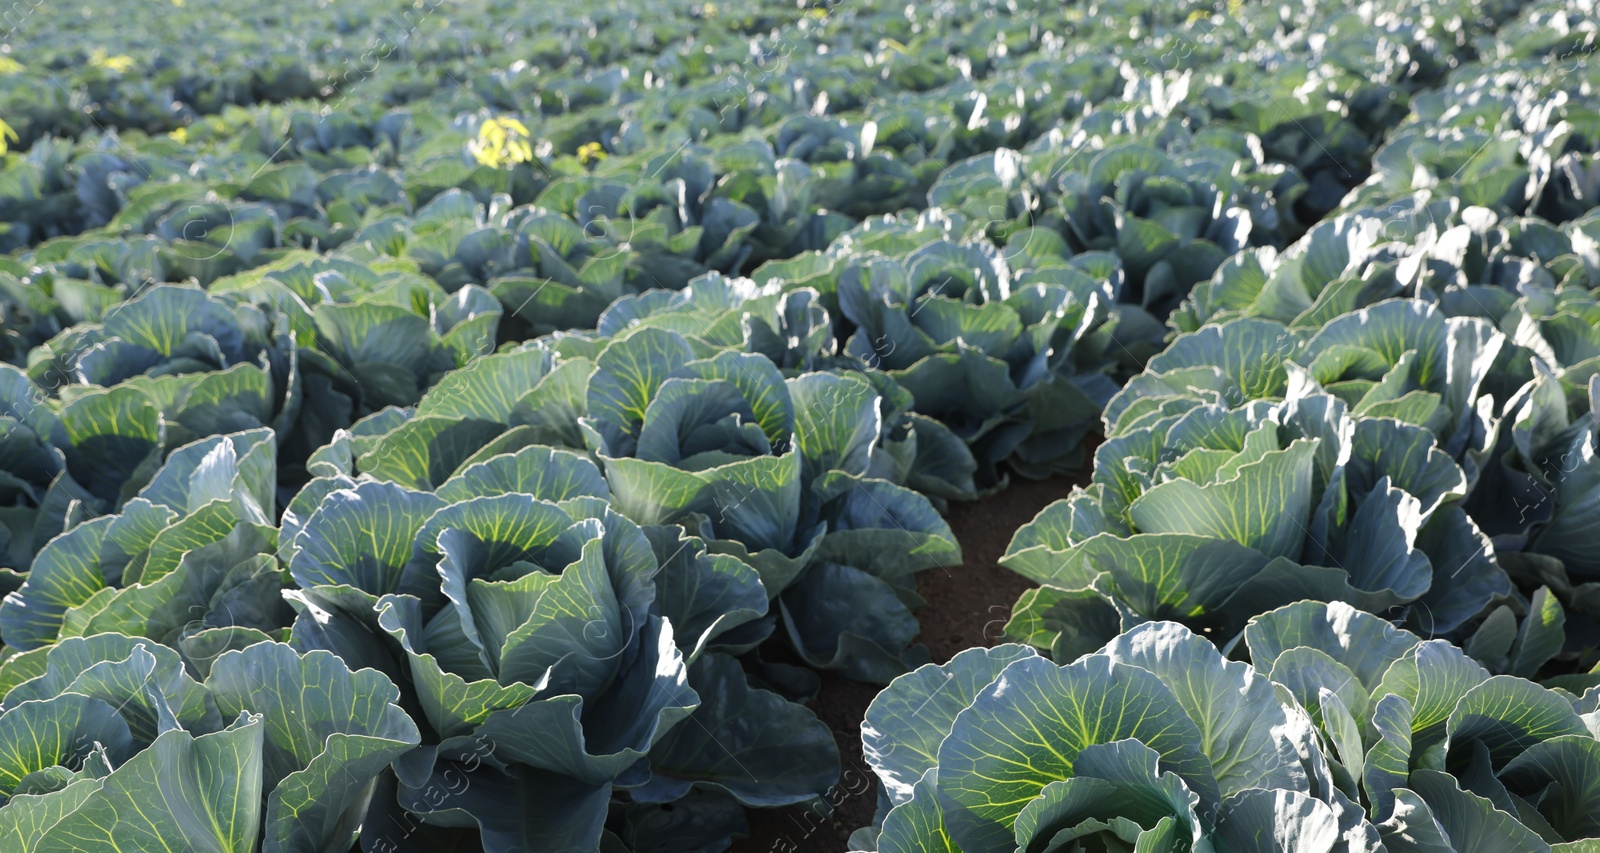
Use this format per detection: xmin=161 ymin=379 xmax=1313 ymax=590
xmin=851 ymin=0 xmax=1600 ymax=849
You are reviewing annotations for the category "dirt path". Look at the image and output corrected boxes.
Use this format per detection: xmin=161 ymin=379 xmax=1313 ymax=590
xmin=733 ymin=474 xmax=1081 ymax=852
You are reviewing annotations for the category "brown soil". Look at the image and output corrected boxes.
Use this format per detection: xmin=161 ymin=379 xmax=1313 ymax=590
xmin=731 ymin=474 xmax=1083 ymax=853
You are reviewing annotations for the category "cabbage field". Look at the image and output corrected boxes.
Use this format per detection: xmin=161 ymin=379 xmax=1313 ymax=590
xmin=0 ymin=0 xmax=1596 ymax=849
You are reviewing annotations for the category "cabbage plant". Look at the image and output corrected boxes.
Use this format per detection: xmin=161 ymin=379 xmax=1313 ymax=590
xmin=25 ymin=284 xmax=287 ymax=455
xmin=280 ymin=470 xmax=837 ymax=851
xmin=0 ymin=636 xmax=418 ymax=852
xmin=1245 ymin=601 xmax=1600 ymax=851
xmin=1003 ymin=383 xmax=1508 ymax=656
xmin=852 ymin=621 xmax=1379 ymax=853
xmin=834 ymin=239 xmax=1119 ymax=482
xmin=0 ymin=366 xmax=159 ymax=574
xmin=1 ymin=428 xmax=289 ymax=662
xmin=569 ymin=325 xmax=962 ymax=680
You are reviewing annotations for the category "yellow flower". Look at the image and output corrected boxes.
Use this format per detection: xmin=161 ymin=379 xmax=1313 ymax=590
xmin=90 ymin=48 xmax=135 ymax=74
xmin=0 ymin=119 xmax=18 ymax=156
xmin=168 ymin=127 xmax=189 ymax=144
xmin=577 ymin=141 xmax=607 ymax=166
xmin=470 ymin=117 xmax=534 ymax=168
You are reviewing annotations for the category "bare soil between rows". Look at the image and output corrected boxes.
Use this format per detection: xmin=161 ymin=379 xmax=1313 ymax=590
xmin=732 ymin=473 xmax=1085 ymax=853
